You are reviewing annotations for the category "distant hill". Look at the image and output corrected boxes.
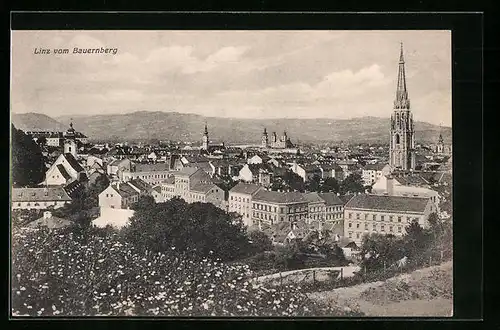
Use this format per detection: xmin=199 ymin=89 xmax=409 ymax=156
xmin=13 ymin=111 xmax=451 ymax=144
xmin=11 ymin=113 xmax=66 ymax=132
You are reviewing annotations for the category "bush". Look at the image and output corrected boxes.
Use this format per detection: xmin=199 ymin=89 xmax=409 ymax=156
xmin=12 ymin=227 xmax=355 ymax=317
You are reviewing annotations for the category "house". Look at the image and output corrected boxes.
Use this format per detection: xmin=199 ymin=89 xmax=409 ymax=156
xmin=26 ymin=211 xmax=72 ymax=229
xmin=121 ymin=162 xmax=172 ymax=186
xmin=372 ymin=174 xmax=440 ymax=210
xmin=107 ymin=158 xmax=134 ymax=178
xmin=362 ymin=163 xmax=391 ymax=186
xmin=238 ymin=164 xmax=273 ymax=186
xmin=44 ymin=153 xmax=87 ymax=186
xmin=304 ymin=192 xmax=345 ymax=224
xmin=147 ymin=151 xmax=158 ymax=161
xmin=228 ymin=182 xmax=264 ymax=227
xmin=247 ymin=154 xmax=271 ymax=165
xmin=251 ymin=190 xmax=308 ymax=226
xmin=98 ymin=182 xmax=141 ymax=210
xmin=12 ymin=187 xmax=72 ymax=210
xmin=160 ymin=167 xmax=225 ymax=209
xmin=185 ymin=161 xmax=215 ymax=177
xmin=344 ymin=193 xmax=437 ymax=245
xmin=151 ymin=186 xmax=164 ymax=203
xmin=291 ymin=162 xmax=322 ymax=182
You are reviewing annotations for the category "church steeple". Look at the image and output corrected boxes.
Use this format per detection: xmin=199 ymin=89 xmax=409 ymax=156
xmin=204 ymin=121 xmax=208 ymax=135
xmin=394 ymin=42 xmax=410 ymax=110
xmin=202 ymin=121 xmax=209 ymax=151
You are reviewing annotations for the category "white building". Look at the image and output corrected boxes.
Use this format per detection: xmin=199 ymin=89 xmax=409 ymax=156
xmin=228 ymin=182 xmax=264 ymax=227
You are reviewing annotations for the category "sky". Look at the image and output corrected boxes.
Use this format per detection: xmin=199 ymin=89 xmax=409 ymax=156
xmin=11 ymin=30 xmax=452 ymax=126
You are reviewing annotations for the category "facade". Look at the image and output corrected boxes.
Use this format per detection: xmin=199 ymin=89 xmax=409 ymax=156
xmin=107 ymin=158 xmax=134 ymax=178
xmin=430 ymin=132 xmax=452 ymax=155
xmin=261 ymin=128 xmax=295 ymax=149
xmin=362 ymin=163 xmax=391 ymax=186
xmin=291 ymin=163 xmax=322 ymax=182
xmin=238 ymin=163 xmax=273 ymax=186
xmin=98 ymin=182 xmax=140 ymax=210
xmin=304 ymin=192 xmax=344 ymax=223
xmin=63 ymin=122 xmax=78 ymax=158
xmin=251 ymin=190 xmax=308 ymax=226
xmin=228 ymin=182 xmax=264 ymax=227
xmin=160 ymin=167 xmax=225 ymax=209
xmin=26 ymin=130 xmax=88 ymax=146
xmin=120 ymin=162 xmax=172 ymax=185
xmin=344 ymin=194 xmax=436 ymax=245
xmin=372 ymin=174 xmax=440 ymax=211
xmin=12 ymin=187 xmax=72 ymax=210
xmin=44 ymin=153 xmax=87 ymax=186
xmin=389 ymin=43 xmax=416 ymax=171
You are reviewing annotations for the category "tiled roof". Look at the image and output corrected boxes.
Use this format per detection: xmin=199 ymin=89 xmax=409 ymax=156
xmin=12 ymin=187 xmax=72 ymax=202
xmin=163 ymin=176 xmax=175 ymax=184
xmin=317 ymin=192 xmax=344 ymax=206
xmin=64 ymin=153 xmax=84 ymax=172
xmin=394 ymin=174 xmax=429 ymax=186
xmin=186 ymin=162 xmax=213 ymax=173
xmin=229 ymin=182 xmax=263 ymax=195
xmin=253 ymin=190 xmax=306 ymax=204
xmin=152 ymin=186 xmax=162 ymax=193
xmin=128 ymin=178 xmax=152 ymax=193
xmin=304 ymin=192 xmax=324 ymax=204
xmin=113 ymin=183 xmax=139 ymax=198
xmin=190 ymin=182 xmax=218 ymax=193
xmin=176 ymin=167 xmax=201 ymax=177
xmin=345 ymin=194 xmax=430 ymax=213
xmin=134 ymin=163 xmax=169 ymax=172
xmin=339 ymin=194 xmax=356 ymax=204
xmin=56 ymin=164 xmax=72 ymax=181
xmin=363 ymin=163 xmax=387 ymax=171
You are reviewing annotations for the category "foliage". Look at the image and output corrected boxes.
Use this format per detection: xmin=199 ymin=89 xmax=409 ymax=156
xmin=305 ymin=175 xmax=321 ymax=192
xmin=11 ymin=227 xmax=353 ymax=317
xmin=11 ymin=125 xmax=45 ymax=187
xmin=319 ymin=177 xmax=340 ymax=193
xmin=124 ymin=197 xmax=253 ymax=262
xmin=281 ymin=170 xmax=305 ymax=192
xmin=339 ymin=173 xmax=365 ymax=195
xmin=248 ymin=230 xmax=273 ymax=254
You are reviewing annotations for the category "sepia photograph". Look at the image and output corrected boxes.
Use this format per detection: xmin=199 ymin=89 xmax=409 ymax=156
xmin=10 ymin=28 xmax=453 ymax=317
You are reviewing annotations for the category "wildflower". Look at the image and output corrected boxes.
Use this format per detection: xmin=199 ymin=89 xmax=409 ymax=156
xmin=97 ymin=259 xmax=105 ymax=263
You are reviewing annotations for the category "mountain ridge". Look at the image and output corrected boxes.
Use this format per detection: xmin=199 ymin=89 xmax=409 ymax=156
xmin=11 ymin=111 xmax=451 ymax=144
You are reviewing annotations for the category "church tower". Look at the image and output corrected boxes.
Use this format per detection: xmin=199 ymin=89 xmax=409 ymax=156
xmin=202 ymin=122 xmax=209 ymax=151
xmin=261 ymin=127 xmax=269 ymax=148
xmin=63 ymin=120 xmax=77 ymax=158
xmin=389 ymin=43 xmax=415 ymax=171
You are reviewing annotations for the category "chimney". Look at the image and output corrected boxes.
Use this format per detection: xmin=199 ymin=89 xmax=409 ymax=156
xmin=386 ymin=175 xmax=394 ymax=196
xmin=43 ymin=211 xmax=52 ymax=219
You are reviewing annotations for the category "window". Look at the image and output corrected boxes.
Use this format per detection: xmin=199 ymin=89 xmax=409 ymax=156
xmin=356 ymin=233 xmax=360 ymax=239
xmin=106 ymin=194 xmax=109 ymax=197
xmin=348 ymin=213 xmax=352 ymax=219
xmin=356 ymin=223 xmax=360 ymax=229
xmin=381 ymin=225 xmax=385 ymax=232
xmin=365 ymin=223 xmax=368 ymax=230
xmin=373 ymin=224 xmax=377 ymax=231
xmin=364 ymin=213 xmax=369 ymax=220
xmin=231 ymin=196 xmax=233 ymax=200
xmin=17 ymin=203 xmax=21 ymax=206
xmin=398 ymin=216 xmax=402 ymax=223
xmin=348 ymin=232 xmax=352 ymax=238
xmin=389 ymin=216 xmax=393 ymax=222
xmin=356 ymin=213 xmax=360 ymax=220
xmin=413 ymin=217 xmax=419 ymax=222
xmin=390 ymin=226 xmax=393 ymax=232
xmin=398 ymin=226 xmax=402 ymax=233
xmin=280 ymin=207 xmax=284 ymax=213
xmin=348 ymin=222 xmax=352 ymax=228
xmin=381 ymin=215 xmax=385 ymax=221
xmin=372 ymin=214 xmax=377 ymax=221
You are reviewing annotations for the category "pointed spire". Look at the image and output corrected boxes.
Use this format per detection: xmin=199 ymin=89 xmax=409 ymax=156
xmin=204 ymin=121 xmax=208 ymax=135
xmin=263 ymin=127 xmax=267 ymax=135
xmin=394 ymin=42 xmax=410 ymax=109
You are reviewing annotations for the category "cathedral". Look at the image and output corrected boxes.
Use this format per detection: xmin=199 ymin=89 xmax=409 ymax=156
xmin=389 ymin=43 xmax=416 ymax=171
xmin=261 ymin=128 xmax=295 ymax=149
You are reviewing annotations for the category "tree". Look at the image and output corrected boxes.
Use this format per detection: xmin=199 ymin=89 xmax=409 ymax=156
xmin=11 ymin=125 xmax=45 ymax=187
xmin=37 ymin=136 xmax=47 ymax=147
xmin=403 ymin=220 xmax=432 ymax=262
xmin=340 ymin=173 xmax=365 ymax=195
xmin=282 ymin=170 xmax=305 ymax=192
xmin=248 ymin=230 xmax=273 ymax=254
xmin=319 ymin=177 xmax=340 ymax=193
xmin=306 ymin=175 xmax=321 ymax=192
xmin=360 ymin=233 xmax=405 ymax=271
xmin=125 ymin=197 xmax=253 ymax=261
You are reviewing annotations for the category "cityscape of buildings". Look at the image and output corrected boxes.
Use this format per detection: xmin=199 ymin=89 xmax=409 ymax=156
xmin=11 ymin=43 xmax=452 ymax=248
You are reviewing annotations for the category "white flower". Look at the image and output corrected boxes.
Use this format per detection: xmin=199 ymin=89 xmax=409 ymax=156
xmin=202 ymin=302 xmax=209 ymax=310
xmin=97 ymin=259 xmax=105 ymax=263
xmin=52 ymin=305 xmax=56 ymax=311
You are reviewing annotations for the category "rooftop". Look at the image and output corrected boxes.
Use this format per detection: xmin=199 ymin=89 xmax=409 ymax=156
xmin=229 ymin=182 xmax=263 ymax=195
xmin=253 ymin=190 xmax=306 ymax=204
xmin=12 ymin=187 xmax=72 ymax=202
xmin=345 ymin=194 xmax=430 ymax=213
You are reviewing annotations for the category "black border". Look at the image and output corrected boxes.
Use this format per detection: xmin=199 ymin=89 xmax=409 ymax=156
xmin=7 ymin=11 xmax=483 ymax=325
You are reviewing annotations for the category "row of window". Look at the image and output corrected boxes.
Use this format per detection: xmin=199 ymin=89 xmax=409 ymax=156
xmin=310 ymin=206 xmax=342 ymax=213
xmin=230 ymin=195 xmax=250 ymax=203
xmin=252 ymin=203 xmax=307 ymax=213
xmin=15 ymin=201 xmax=67 ymax=207
xmin=348 ymin=226 xmax=403 ymax=239
xmin=348 ymin=212 xmax=419 ymax=223
xmin=348 ymin=222 xmax=404 ymax=232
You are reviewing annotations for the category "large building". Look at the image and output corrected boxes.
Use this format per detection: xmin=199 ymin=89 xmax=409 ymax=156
xmin=228 ymin=182 xmax=264 ymax=226
xmin=304 ymin=192 xmax=344 ymax=223
xmin=44 ymin=153 xmax=87 ymax=186
xmin=344 ymin=193 xmax=436 ymax=245
xmin=160 ymin=167 xmax=225 ymax=209
xmin=12 ymin=187 xmax=72 ymax=210
xmin=98 ymin=179 xmax=151 ymax=210
xmin=389 ymin=43 xmax=416 ymax=171
xmin=261 ymin=128 xmax=295 ymax=149
xmin=251 ymin=190 xmax=309 ymax=226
